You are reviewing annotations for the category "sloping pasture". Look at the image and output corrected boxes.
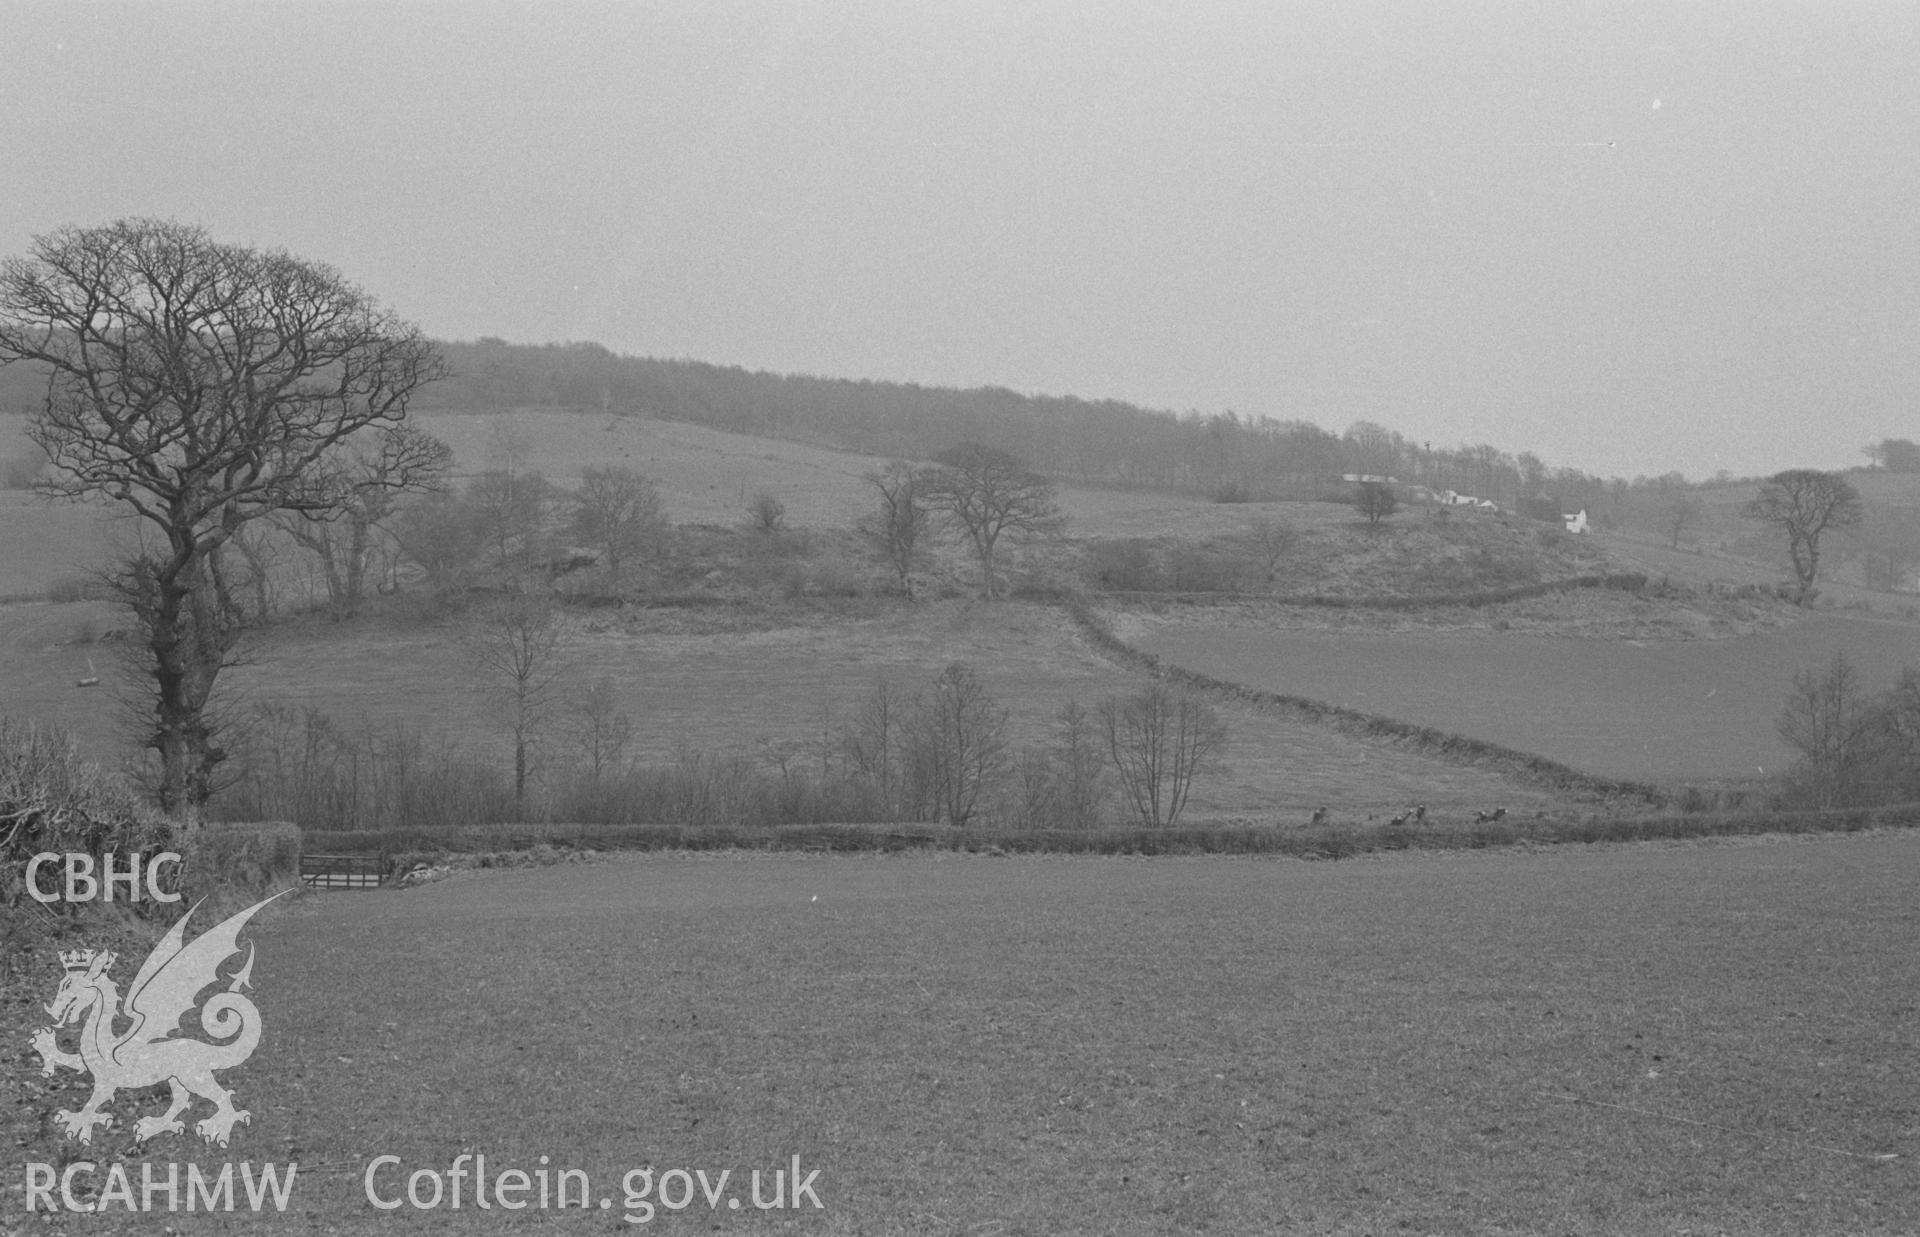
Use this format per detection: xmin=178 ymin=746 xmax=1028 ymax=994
xmin=206 ymin=600 xmax=1564 ymax=823
xmin=20 ymin=834 xmax=1912 ymax=1234
xmin=1126 ymin=608 xmax=1920 ymax=785
xmin=412 ymin=409 xmax=896 ymax=529
xmin=0 ymin=599 xmax=1575 ymax=822
xmin=1594 ymin=526 xmax=1917 ymax=615
xmin=0 ymin=491 xmax=120 ymax=599
xmin=0 ymin=600 xmax=125 ymax=749
xmin=411 ymin=406 xmax=1278 ymax=538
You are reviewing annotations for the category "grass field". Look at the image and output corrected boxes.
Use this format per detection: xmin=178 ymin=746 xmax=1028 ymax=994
xmin=10 ymin=835 xmax=1915 ymax=1234
xmin=0 ymin=491 xmax=118 ymax=599
xmin=1124 ymin=607 xmax=1920 ymax=786
xmin=4 ymin=404 xmax=1908 ymax=815
xmin=1 ymin=405 xmax=1351 ymax=598
xmin=0 ymin=598 xmax=1573 ymax=823
xmin=1593 ymin=527 xmax=1917 ymax=616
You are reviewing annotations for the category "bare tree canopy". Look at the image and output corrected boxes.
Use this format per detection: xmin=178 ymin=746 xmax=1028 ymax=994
xmin=1864 ymin=438 xmax=1920 ymax=473
xmin=467 ymin=591 xmax=566 ymax=805
xmin=1662 ymin=488 xmax=1704 ymax=550
xmin=1743 ymin=468 xmax=1863 ymax=604
xmin=1352 ymin=480 xmax=1397 ymax=526
xmin=911 ymin=662 xmax=1007 ymax=826
xmin=860 ymin=461 xmax=929 ymax=599
xmin=278 ymin=422 xmax=453 ymax=619
xmin=572 ymin=465 xmax=664 ymax=582
xmin=919 ymin=443 xmax=1063 ymax=598
xmin=0 ymin=218 xmax=446 ymax=816
xmin=1099 ymin=682 xmax=1228 ymax=828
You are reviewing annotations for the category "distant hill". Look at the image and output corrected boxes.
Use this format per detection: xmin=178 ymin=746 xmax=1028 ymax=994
xmin=417 ymin=339 xmax=1630 ymax=519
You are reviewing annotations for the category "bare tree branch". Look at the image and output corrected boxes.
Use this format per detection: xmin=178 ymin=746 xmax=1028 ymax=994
xmin=1744 ymin=469 xmax=1863 ymax=605
xmin=918 ymin=444 xmax=1063 ymax=599
xmin=0 ymin=219 xmax=447 ymax=818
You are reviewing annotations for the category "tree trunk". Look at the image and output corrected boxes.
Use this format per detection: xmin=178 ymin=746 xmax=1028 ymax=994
xmin=139 ymin=552 xmax=232 ymax=824
xmin=976 ymin=532 xmax=998 ymax=600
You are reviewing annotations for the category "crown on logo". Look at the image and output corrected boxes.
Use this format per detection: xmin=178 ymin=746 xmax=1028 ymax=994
xmin=59 ymin=949 xmax=100 ymax=972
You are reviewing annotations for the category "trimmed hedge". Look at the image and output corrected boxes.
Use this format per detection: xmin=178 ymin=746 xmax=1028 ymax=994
xmin=299 ymin=802 xmax=1920 ymax=866
xmin=178 ymin=821 xmax=302 ymax=900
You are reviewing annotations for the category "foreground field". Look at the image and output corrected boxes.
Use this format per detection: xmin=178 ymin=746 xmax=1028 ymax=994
xmin=13 ymin=836 xmax=1914 ymax=1234
xmin=1124 ymin=607 xmax=1920 ymax=787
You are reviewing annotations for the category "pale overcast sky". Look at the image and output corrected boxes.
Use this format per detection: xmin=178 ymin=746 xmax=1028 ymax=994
xmin=4 ymin=1 xmax=1916 ymax=480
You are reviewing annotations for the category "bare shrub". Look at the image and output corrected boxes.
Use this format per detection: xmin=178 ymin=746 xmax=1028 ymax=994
xmin=904 ymin=662 xmax=1008 ymax=826
xmin=46 ymin=576 xmax=94 ymax=603
xmin=1775 ymin=653 xmax=1878 ymax=809
xmin=568 ymin=676 xmax=633 ymax=783
xmin=1246 ymin=517 xmax=1298 ymax=582
xmin=1014 ymin=700 xmax=1110 ymax=828
xmin=0 ymin=717 xmax=172 ymax=912
xmin=1099 ymin=683 xmax=1229 ymax=827
xmin=838 ymin=676 xmax=911 ymax=816
xmin=466 ymin=592 xmax=566 ymax=804
xmin=1086 ymin=539 xmax=1160 ymax=591
xmin=859 ymin=463 xmax=930 ymax=598
xmin=217 ymin=702 xmax=520 ymax=830
xmin=748 ymin=491 xmax=787 ymax=534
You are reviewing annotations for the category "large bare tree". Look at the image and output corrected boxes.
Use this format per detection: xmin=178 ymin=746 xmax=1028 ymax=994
xmin=276 ymin=422 xmax=452 ymax=619
xmin=859 ymin=461 xmax=929 ymax=598
xmin=1744 ymin=469 xmax=1863 ymax=604
xmin=919 ymin=444 xmax=1063 ymax=598
xmin=571 ymin=465 xmax=664 ymax=584
xmin=0 ymin=219 xmax=445 ymax=819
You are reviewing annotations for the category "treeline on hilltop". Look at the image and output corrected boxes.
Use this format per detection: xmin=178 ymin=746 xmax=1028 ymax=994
xmin=420 ymin=339 xmax=1632 ymax=517
xmin=14 ymin=334 xmax=1915 ymax=548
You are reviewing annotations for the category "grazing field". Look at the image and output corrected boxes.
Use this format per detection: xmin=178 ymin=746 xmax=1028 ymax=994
xmin=1 ymin=405 xmax=1333 ymax=596
xmin=0 ymin=491 xmax=119 ymax=599
xmin=14 ymin=835 xmax=1914 ymax=1234
xmin=0 ymin=598 xmax=1571 ymax=823
xmin=1124 ymin=608 xmax=1920 ymax=786
xmin=1594 ymin=527 xmax=1917 ymax=616
xmin=413 ymin=409 xmax=897 ymax=529
xmin=410 ymin=408 xmax=1257 ymax=538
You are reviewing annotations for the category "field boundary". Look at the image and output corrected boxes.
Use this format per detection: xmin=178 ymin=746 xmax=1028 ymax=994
xmin=1091 ymin=571 xmax=1656 ymax=609
xmin=292 ymin=803 xmax=1920 ymax=862
xmin=1056 ymin=594 xmax=1671 ymax=807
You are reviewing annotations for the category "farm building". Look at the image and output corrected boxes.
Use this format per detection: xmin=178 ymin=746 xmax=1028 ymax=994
xmin=1437 ymin=490 xmax=1499 ymax=512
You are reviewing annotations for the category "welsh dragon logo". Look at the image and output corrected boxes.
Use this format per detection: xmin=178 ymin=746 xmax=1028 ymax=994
xmin=28 ymin=893 xmax=285 ymax=1148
